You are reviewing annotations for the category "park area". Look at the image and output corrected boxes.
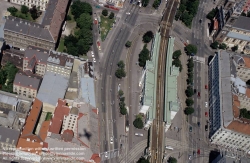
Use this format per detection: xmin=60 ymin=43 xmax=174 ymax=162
xmin=100 ymin=15 xmax=114 ymax=41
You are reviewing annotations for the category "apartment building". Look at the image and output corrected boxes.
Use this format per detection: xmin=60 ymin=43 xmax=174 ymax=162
xmin=0 ymin=93 xmax=18 ymax=112
xmin=61 ymin=107 xmax=79 ymax=134
xmin=23 ymin=46 xmax=49 ymax=76
xmin=208 ymin=51 xmax=250 ymax=153
xmin=0 ymin=127 xmax=20 ymax=151
xmin=10 ymin=0 xmax=49 ymax=11
xmin=46 ymin=50 xmax=74 ymax=77
xmin=4 ymin=0 xmax=69 ymax=50
xmin=1 ymin=48 xmax=25 ymax=70
xmin=13 ymin=71 xmax=42 ymax=98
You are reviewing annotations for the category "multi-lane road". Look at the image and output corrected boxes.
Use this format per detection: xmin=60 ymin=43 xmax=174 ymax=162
xmin=150 ymin=0 xmax=179 ymax=162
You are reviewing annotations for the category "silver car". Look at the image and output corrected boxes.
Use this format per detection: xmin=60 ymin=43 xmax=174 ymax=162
xmin=205 ymin=102 xmax=208 ymax=108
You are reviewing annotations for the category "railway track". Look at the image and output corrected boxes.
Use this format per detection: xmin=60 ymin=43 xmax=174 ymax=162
xmin=150 ymin=0 xmax=179 ymax=162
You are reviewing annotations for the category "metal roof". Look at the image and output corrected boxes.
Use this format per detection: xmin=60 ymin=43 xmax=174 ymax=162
xmin=0 ymin=93 xmax=18 ymax=106
xmin=80 ymin=77 xmax=96 ymax=107
xmin=227 ymin=31 xmax=250 ymax=42
xmin=37 ymin=72 xmax=69 ymax=106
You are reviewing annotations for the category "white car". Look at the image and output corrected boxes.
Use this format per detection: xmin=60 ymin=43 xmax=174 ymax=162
xmin=104 ymin=152 xmax=108 ymax=158
xmin=205 ymin=102 xmax=208 ymax=108
xmin=92 ymin=54 xmax=95 ymax=57
xmin=135 ymin=133 xmax=143 ymax=137
xmin=110 ymin=137 xmax=113 ymax=144
xmin=126 ymin=12 xmax=131 ymax=15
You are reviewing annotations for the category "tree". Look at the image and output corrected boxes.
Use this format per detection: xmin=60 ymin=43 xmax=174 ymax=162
xmin=115 ymin=68 xmax=126 ymax=79
xmin=152 ymin=0 xmax=160 ymax=9
xmin=119 ymin=101 xmax=126 ymax=108
xmin=30 ymin=6 xmax=39 ymax=20
xmin=21 ymin=5 xmax=29 ymax=14
xmin=120 ymin=106 xmax=127 ymax=115
xmin=118 ymin=90 xmax=124 ymax=97
xmin=77 ymin=39 xmax=90 ymax=55
xmin=71 ymin=0 xmax=92 ymax=19
xmin=187 ymin=58 xmax=194 ymax=68
xmin=76 ymin=13 xmax=92 ymax=29
xmin=172 ymin=58 xmax=181 ymax=67
xmin=180 ymin=12 xmax=193 ymax=27
xmin=66 ymin=42 xmax=79 ymax=56
xmin=137 ymin=157 xmax=150 ymax=163
xmin=179 ymin=4 xmax=186 ymax=12
xmin=102 ymin=9 xmax=108 ymax=16
xmin=206 ymin=8 xmax=217 ymax=20
xmin=184 ymin=107 xmax=194 ymax=115
xmin=117 ymin=60 xmax=125 ymax=69
xmin=125 ymin=41 xmax=132 ymax=47
xmin=186 ymin=98 xmax=194 ymax=106
xmin=120 ymin=97 xmax=125 ymax=102
xmin=185 ymin=44 xmax=197 ymax=55
xmin=142 ymin=31 xmax=154 ymax=43
xmin=179 ymin=64 xmax=183 ymax=72
xmin=141 ymin=0 xmax=150 ymax=7
xmin=109 ymin=12 xmax=115 ymax=19
xmin=210 ymin=41 xmax=219 ymax=49
xmin=231 ymin=45 xmax=238 ymax=52
xmin=168 ymin=157 xmax=177 ymax=163
xmin=7 ymin=7 xmax=18 ymax=15
xmin=138 ymin=45 xmax=150 ymax=67
xmin=133 ymin=115 xmax=144 ymax=129
xmin=185 ymin=86 xmax=194 ymax=97
xmin=219 ymin=43 xmax=227 ymax=50
xmin=173 ymin=50 xmax=182 ymax=59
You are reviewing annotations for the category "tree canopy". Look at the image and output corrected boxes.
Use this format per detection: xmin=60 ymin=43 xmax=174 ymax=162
xmin=186 ymin=98 xmax=194 ymax=106
xmin=207 ymin=8 xmax=218 ymax=20
xmin=142 ymin=31 xmax=154 ymax=43
xmin=115 ymin=68 xmax=126 ymax=79
xmin=142 ymin=0 xmax=150 ymax=7
xmin=137 ymin=157 xmax=150 ymax=163
xmin=168 ymin=157 xmax=177 ymax=163
xmin=185 ymin=44 xmax=197 ymax=55
xmin=184 ymin=107 xmax=194 ymax=115
xmin=138 ymin=44 xmax=150 ymax=67
xmin=240 ymin=108 xmax=250 ymax=119
xmin=102 ymin=9 xmax=108 ymax=16
xmin=7 ymin=7 xmax=18 ymax=15
xmin=109 ymin=12 xmax=115 ymax=19
xmin=71 ymin=0 xmax=92 ymax=19
xmin=76 ymin=13 xmax=92 ymax=29
xmin=21 ymin=5 xmax=29 ymax=14
xmin=117 ymin=60 xmax=125 ymax=69
xmin=231 ymin=45 xmax=238 ymax=52
xmin=210 ymin=41 xmax=219 ymax=49
xmin=133 ymin=115 xmax=144 ymax=129
xmin=0 ymin=62 xmax=18 ymax=93
xmin=152 ymin=0 xmax=160 ymax=9
xmin=118 ymin=89 xmax=124 ymax=97
xmin=219 ymin=43 xmax=227 ymax=50
xmin=173 ymin=50 xmax=182 ymax=59
xmin=125 ymin=41 xmax=132 ymax=47
xmin=185 ymin=86 xmax=194 ymax=97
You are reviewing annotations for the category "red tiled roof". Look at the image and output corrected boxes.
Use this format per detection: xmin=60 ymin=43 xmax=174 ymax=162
xmin=22 ymin=98 xmax=42 ymax=136
xmin=91 ymin=154 xmax=101 ymax=163
xmin=49 ymin=99 xmax=70 ymax=134
xmin=61 ymin=129 xmax=74 ymax=142
xmin=213 ymin=19 xmax=218 ymax=30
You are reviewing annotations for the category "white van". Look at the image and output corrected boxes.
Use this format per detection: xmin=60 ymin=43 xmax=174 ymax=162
xmin=135 ymin=133 xmax=143 ymax=136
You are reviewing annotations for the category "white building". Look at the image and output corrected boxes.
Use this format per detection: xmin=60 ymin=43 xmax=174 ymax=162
xmin=10 ymin=0 xmax=49 ymax=11
xmin=61 ymin=107 xmax=79 ymax=134
xmin=209 ymin=51 xmax=250 ymax=153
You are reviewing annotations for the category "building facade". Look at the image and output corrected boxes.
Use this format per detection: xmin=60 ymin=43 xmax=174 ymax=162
xmin=209 ymin=51 xmax=250 ymax=153
xmin=61 ymin=107 xmax=79 ymax=134
xmin=13 ymin=72 xmax=41 ymax=98
xmin=46 ymin=50 xmax=74 ymax=77
xmin=10 ymin=0 xmax=49 ymax=11
xmin=23 ymin=46 xmax=49 ymax=76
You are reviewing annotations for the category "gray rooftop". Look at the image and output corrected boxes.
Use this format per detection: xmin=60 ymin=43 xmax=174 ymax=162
xmin=0 ymin=93 xmax=18 ymax=107
xmin=41 ymin=0 xmax=58 ymax=26
xmin=4 ymin=16 xmax=54 ymax=42
xmin=80 ymin=77 xmax=96 ymax=107
xmin=37 ymin=72 xmax=69 ymax=106
xmin=233 ymin=16 xmax=250 ymax=31
xmin=14 ymin=73 xmax=41 ymax=90
xmin=227 ymin=31 xmax=250 ymax=42
xmin=70 ymin=107 xmax=79 ymax=115
xmin=0 ymin=126 xmax=20 ymax=146
xmin=24 ymin=47 xmax=49 ymax=64
xmin=219 ymin=51 xmax=234 ymax=127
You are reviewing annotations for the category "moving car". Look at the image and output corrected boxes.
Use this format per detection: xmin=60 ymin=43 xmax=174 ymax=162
xmin=205 ymin=125 xmax=208 ymax=131
xmin=205 ymin=85 xmax=208 ymax=89
xmin=105 ymin=152 xmax=108 ymax=158
xmin=197 ymin=122 xmax=200 ymax=127
xmin=126 ymin=12 xmax=131 ymax=15
xmin=205 ymin=112 xmax=208 ymax=117
xmin=189 ymin=155 xmax=192 ymax=160
xmin=198 ymin=92 xmax=200 ymax=97
xmin=197 ymin=149 xmax=200 ymax=155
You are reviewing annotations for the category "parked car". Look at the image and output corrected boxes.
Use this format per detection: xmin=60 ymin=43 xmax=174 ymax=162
xmin=205 ymin=112 xmax=208 ymax=117
xmin=189 ymin=155 xmax=192 ymax=160
xmin=189 ymin=126 xmax=192 ymax=132
xmin=198 ymin=92 xmax=200 ymax=97
xmin=135 ymin=133 xmax=143 ymax=136
xmin=205 ymin=102 xmax=208 ymax=107
xmin=205 ymin=85 xmax=208 ymax=89
xmin=197 ymin=149 xmax=200 ymax=155
xmin=205 ymin=125 xmax=208 ymax=131
xmin=197 ymin=122 xmax=200 ymax=127
xmin=110 ymin=136 xmax=113 ymax=144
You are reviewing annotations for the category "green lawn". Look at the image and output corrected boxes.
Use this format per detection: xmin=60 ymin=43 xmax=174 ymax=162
xmin=45 ymin=112 xmax=53 ymax=121
xmin=58 ymin=38 xmax=66 ymax=52
xmin=100 ymin=15 xmax=114 ymax=41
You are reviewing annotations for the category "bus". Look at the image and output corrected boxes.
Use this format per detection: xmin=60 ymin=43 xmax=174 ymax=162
xmin=165 ymin=146 xmax=174 ymax=150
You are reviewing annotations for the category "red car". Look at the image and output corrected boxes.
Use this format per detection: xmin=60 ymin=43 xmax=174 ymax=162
xmin=205 ymin=112 xmax=208 ymax=117
xmin=205 ymin=85 xmax=208 ymax=89
xmin=198 ymin=92 xmax=200 ymax=97
xmin=197 ymin=149 xmax=200 ymax=155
